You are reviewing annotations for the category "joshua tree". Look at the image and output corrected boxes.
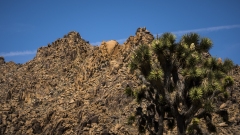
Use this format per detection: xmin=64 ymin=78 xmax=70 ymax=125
xmin=128 ymin=33 xmax=234 ymax=135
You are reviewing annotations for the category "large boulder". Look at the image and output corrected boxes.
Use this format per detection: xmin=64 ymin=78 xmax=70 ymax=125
xmin=99 ymin=40 xmax=121 ymax=56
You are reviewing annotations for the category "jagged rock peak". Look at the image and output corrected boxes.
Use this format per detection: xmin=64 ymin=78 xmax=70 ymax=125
xmin=135 ymin=27 xmax=149 ymax=35
xmin=63 ymin=31 xmax=82 ymax=39
xmin=122 ymin=27 xmax=154 ymax=51
xmin=35 ymin=31 xmax=91 ymax=61
xmin=134 ymin=27 xmax=154 ymax=45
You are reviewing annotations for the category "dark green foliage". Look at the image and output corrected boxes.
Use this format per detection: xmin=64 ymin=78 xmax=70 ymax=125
xmin=223 ymin=76 xmax=234 ymax=88
xmin=127 ymin=115 xmax=136 ymax=125
xmin=223 ymin=91 xmax=229 ymax=99
xmin=129 ymin=44 xmax=151 ymax=76
xmin=148 ymin=69 xmax=163 ymax=81
xmin=204 ymin=57 xmax=218 ymax=69
xmin=199 ymin=38 xmax=213 ymax=52
xmin=214 ymin=71 xmax=225 ymax=80
xmin=134 ymin=88 xmax=145 ymax=103
xmin=182 ymin=67 xmax=204 ymax=79
xmin=125 ymin=87 xmax=133 ymax=97
xmin=203 ymin=101 xmax=214 ymax=113
xmin=185 ymin=52 xmax=200 ymax=66
xmin=187 ymin=118 xmax=201 ymax=134
xmin=181 ymin=33 xmax=200 ymax=46
xmin=128 ymin=32 xmax=235 ymax=135
xmin=189 ymin=87 xmax=203 ymax=102
xmin=222 ymin=58 xmax=234 ymax=73
xmin=152 ymin=33 xmax=175 ymax=49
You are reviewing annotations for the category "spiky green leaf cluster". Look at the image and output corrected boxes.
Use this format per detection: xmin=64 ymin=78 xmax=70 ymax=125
xmin=189 ymin=87 xmax=203 ymax=102
xmin=187 ymin=118 xmax=200 ymax=134
xmin=214 ymin=71 xmax=225 ymax=80
xmin=222 ymin=59 xmax=234 ymax=73
xmin=178 ymin=43 xmax=189 ymax=53
xmin=182 ymin=67 xmax=205 ymax=79
xmin=192 ymin=118 xmax=200 ymax=125
xmin=181 ymin=33 xmax=200 ymax=46
xmin=199 ymin=38 xmax=213 ymax=52
xmin=223 ymin=76 xmax=234 ymax=88
xmin=148 ymin=69 xmax=163 ymax=80
xmin=203 ymin=101 xmax=214 ymax=112
xmin=125 ymin=87 xmax=133 ymax=97
xmin=152 ymin=33 xmax=176 ymax=54
xmin=204 ymin=58 xmax=234 ymax=73
xmin=202 ymin=81 xmax=222 ymax=95
xmin=204 ymin=57 xmax=219 ymax=70
xmin=129 ymin=44 xmax=151 ymax=71
xmin=185 ymin=52 xmax=201 ymax=67
xmin=223 ymin=91 xmax=229 ymax=99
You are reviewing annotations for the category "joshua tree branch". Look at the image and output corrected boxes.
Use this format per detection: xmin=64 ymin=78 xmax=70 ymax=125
xmin=184 ymin=102 xmax=201 ymax=125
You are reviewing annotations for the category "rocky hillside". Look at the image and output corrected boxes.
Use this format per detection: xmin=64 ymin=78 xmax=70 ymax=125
xmin=0 ymin=28 xmax=239 ymax=135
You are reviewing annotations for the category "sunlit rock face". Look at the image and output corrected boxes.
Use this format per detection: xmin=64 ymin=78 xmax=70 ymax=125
xmin=0 ymin=27 xmax=240 ymax=135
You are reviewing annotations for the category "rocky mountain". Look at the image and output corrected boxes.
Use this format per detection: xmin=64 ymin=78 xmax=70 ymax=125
xmin=0 ymin=28 xmax=239 ymax=135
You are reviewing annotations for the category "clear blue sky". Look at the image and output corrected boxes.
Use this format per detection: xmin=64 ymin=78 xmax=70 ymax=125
xmin=0 ymin=1 xmax=240 ymax=64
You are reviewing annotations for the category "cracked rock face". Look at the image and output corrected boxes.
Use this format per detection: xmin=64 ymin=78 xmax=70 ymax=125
xmin=0 ymin=28 xmax=239 ymax=135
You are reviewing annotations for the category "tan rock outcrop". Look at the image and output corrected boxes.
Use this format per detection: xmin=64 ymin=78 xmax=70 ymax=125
xmin=0 ymin=27 xmax=239 ymax=135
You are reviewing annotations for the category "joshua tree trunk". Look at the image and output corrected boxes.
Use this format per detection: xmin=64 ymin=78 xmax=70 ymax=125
xmin=156 ymin=108 xmax=164 ymax=135
xmin=176 ymin=115 xmax=186 ymax=135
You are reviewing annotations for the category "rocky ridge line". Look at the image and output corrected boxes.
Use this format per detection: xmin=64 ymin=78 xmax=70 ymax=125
xmin=0 ymin=28 xmax=240 ymax=135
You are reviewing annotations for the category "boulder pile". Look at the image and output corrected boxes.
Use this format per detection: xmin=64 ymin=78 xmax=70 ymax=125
xmin=0 ymin=28 xmax=239 ymax=135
